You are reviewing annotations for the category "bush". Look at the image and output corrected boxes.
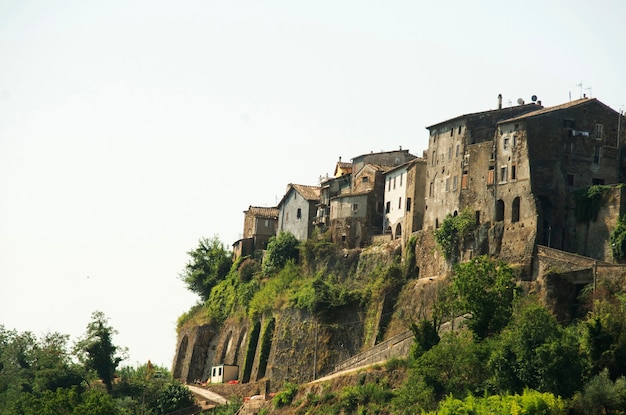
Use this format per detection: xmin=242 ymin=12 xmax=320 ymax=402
xmin=273 ymin=382 xmax=298 ymax=408
xmin=434 ymin=208 xmax=476 ymax=261
xmin=263 ymin=232 xmax=300 ymax=275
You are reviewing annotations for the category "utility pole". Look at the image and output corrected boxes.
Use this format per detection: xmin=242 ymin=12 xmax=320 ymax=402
xmin=313 ymin=321 xmax=318 ymax=381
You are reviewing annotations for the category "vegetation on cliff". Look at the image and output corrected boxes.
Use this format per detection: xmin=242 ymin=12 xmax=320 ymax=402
xmin=266 ymin=256 xmax=626 ymax=414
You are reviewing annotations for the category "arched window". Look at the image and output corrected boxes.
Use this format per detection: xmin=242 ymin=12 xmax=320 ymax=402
xmin=496 ymin=199 xmax=505 ymax=222
xmin=512 ymin=197 xmax=520 ymax=223
xmin=395 ymin=224 xmax=402 ymax=239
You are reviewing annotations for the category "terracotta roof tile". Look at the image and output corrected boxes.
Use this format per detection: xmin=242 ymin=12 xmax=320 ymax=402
xmin=290 ymin=183 xmax=321 ymax=201
xmin=246 ymin=206 xmax=279 ymax=218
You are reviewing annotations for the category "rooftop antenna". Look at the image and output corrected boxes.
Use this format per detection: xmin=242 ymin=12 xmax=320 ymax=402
xmin=585 ymin=87 xmax=592 ymax=98
xmin=576 ymin=82 xmax=583 ymax=99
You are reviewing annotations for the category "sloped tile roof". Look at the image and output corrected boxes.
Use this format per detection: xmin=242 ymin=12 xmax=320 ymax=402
xmin=290 ymin=183 xmax=321 ymax=201
xmin=498 ymin=98 xmax=609 ymax=124
xmin=246 ymin=206 xmax=279 ymax=218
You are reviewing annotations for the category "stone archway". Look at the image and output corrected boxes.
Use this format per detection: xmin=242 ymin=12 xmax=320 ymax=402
xmin=173 ymin=334 xmax=189 ymax=380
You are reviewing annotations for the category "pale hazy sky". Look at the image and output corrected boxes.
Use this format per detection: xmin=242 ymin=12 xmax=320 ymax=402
xmin=1 ymin=0 xmax=626 ymax=367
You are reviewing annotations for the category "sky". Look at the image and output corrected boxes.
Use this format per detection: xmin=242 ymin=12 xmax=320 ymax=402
xmin=1 ymin=0 xmax=626 ymax=368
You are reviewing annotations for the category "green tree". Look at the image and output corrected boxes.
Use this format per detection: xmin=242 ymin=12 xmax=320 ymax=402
xmin=450 ymin=256 xmax=519 ymax=339
xmin=180 ymin=236 xmax=233 ymax=301
xmin=488 ymin=298 xmax=587 ymax=397
xmin=263 ymin=232 xmax=300 ymax=274
xmin=75 ymin=311 xmax=127 ymax=392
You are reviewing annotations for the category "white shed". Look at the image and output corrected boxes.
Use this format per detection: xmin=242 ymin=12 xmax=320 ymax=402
xmin=210 ymin=364 xmax=239 ymax=384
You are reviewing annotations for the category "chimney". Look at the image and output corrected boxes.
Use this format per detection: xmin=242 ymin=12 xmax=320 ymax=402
xmin=339 ymin=156 xmax=342 ymax=162
xmin=497 ymin=94 xmax=503 ymax=110
xmin=537 ymin=100 xmax=542 ymax=107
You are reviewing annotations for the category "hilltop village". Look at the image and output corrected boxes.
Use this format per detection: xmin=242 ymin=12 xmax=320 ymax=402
xmin=234 ymin=94 xmax=625 ymax=270
xmin=173 ymin=94 xmax=626 ymax=391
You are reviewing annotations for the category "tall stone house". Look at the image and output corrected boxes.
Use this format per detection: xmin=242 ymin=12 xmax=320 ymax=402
xmin=383 ymin=158 xmax=427 ymax=245
xmin=277 ymin=183 xmax=321 ymax=242
xmin=424 ymin=96 xmax=626 ymax=271
xmin=232 ymin=206 xmax=279 ymax=260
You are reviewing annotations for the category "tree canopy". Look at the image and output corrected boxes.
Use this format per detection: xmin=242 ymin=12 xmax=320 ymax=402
xmin=180 ymin=236 xmax=233 ymax=301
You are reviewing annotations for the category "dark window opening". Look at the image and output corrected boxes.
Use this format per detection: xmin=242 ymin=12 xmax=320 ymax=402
xmin=592 ymin=178 xmax=605 ymax=185
xmin=296 ymin=208 xmax=302 ymax=220
xmin=406 ymin=198 xmax=412 ymax=212
xmin=385 ymin=201 xmax=390 ymax=213
xmin=496 ymin=199 xmax=505 ymax=222
xmin=567 ymin=174 xmax=575 ymax=186
xmin=512 ymin=197 xmax=520 ymax=223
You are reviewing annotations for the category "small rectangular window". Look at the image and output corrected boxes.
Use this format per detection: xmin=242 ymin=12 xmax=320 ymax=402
xmin=567 ymin=174 xmax=574 ymax=186
xmin=462 ymin=171 xmax=469 ymax=189
xmin=429 ymin=182 xmax=434 ymax=197
xmin=500 ymin=166 xmax=508 ymax=182
xmin=593 ymin=145 xmax=601 ymax=164
xmin=511 ymin=163 xmax=517 ymax=180
xmin=352 ymin=203 xmax=358 ymax=211
xmin=385 ymin=201 xmax=390 ymax=213
xmin=362 ymin=176 xmax=369 ymax=183
xmin=595 ymin=124 xmax=603 ymax=139
xmin=445 ymin=177 xmax=450 ymax=192
xmin=487 ymin=166 xmax=495 ymax=185
xmin=503 ymin=135 xmax=509 ymax=150
xmin=406 ymin=198 xmax=412 ymax=212
xmin=398 ymin=197 xmax=402 ymax=209
xmin=393 ymin=177 xmax=396 ymax=189
xmin=452 ymin=175 xmax=458 ymax=191
xmin=388 ymin=178 xmax=391 ymax=191
xmin=400 ymin=173 xmax=403 ymax=186
xmin=450 ymin=128 xmax=454 ymax=136
xmin=455 ymin=144 xmax=460 ymax=157
xmin=448 ymin=147 xmax=452 ymax=160
xmin=565 ymin=141 xmax=573 ymax=154
xmin=458 ymin=125 xmax=462 ymax=135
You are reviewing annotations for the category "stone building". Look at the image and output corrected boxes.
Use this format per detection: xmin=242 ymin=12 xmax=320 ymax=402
xmin=424 ymin=95 xmax=542 ymax=231
xmin=277 ymin=183 xmax=321 ymax=242
xmin=326 ymin=149 xmax=418 ymax=248
xmin=232 ymin=206 xmax=279 ymax=260
xmin=423 ymin=96 xmax=626 ymax=268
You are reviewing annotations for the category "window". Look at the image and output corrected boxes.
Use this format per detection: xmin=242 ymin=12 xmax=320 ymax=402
xmin=450 ymin=128 xmax=454 ymax=136
xmin=445 ymin=177 xmax=450 ymax=192
xmin=503 ymin=135 xmax=509 ymax=150
xmin=385 ymin=201 xmax=390 ymax=213
xmin=352 ymin=203 xmax=359 ymax=211
xmin=458 ymin=125 xmax=462 ymax=135
xmin=265 ymin=219 xmax=270 ymax=227
xmin=512 ymin=197 xmax=520 ymax=223
xmin=398 ymin=197 xmax=402 ymax=209
xmin=406 ymin=197 xmax=412 ymax=212
xmin=567 ymin=174 xmax=574 ymax=186
xmin=565 ymin=141 xmax=573 ymax=154
xmin=362 ymin=176 xmax=369 ymax=183
xmin=512 ymin=134 xmax=517 ymax=147
xmin=388 ymin=178 xmax=391 ymax=191
xmin=595 ymin=124 xmax=603 ymax=139
xmin=462 ymin=170 xmax=469 ymax=189
xmin=511 ymin=163 xmax=517 ymax=180
xmin=564 ymin=119 xmax=575 ymax=129
xmin=455 ymin=144 xmax=460 ymax=157
xmin=400 ymin=173 xmax=403 ymax=186
xmin=448 ymin=146 xmax=452 ymax=160
xmin=487 ymin=166 xmax=495 ymax=185
xmin=393 ymin=177 xmax=396 ymax=189
xmin=496 ymin=199 xmax=505 ymax=222
xmin=500 ymin=166 xmax=508 ymax=183
xmin=452 ymin=175 xmax=458 ymax=191
xmin=429 ymin=182 xmax=434 ymax=197
xmin=593 ymin=145 xmax=601 ymax=164
xmin=285 ymin=212 xmax=289 ymax=222
xmin=297 ymin=208 xmax=302 ymax=220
